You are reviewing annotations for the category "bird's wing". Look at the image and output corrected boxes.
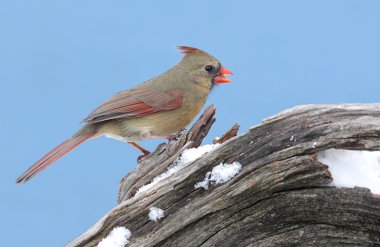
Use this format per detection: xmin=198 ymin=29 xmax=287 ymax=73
xmin=82 ymin=87 xmax=184 ymax=124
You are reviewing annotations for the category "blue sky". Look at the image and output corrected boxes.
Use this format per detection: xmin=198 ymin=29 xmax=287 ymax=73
xmin=1 ymin=0 xmax=380 ymax=246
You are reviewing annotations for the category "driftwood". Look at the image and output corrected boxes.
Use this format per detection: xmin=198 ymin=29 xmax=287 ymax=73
xmin=68 ymin=104 xmax=380 ymax=247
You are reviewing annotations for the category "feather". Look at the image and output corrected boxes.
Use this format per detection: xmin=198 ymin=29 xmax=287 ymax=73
xmin=83 ymin=88 xmax=184 ymax=124
xmin=16 ymin=132 xmax=96 ymax=184
xmin=177 ymin=46 xmax=205 ymax=55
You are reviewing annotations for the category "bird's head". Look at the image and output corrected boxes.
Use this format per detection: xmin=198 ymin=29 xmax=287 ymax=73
xmin=177 ymin=46 xmax=233 ymax=86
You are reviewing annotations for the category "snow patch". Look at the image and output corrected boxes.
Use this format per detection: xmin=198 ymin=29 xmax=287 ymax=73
xmin=135 ymin=144 xmax=220 ymax=196
xmin=97 ymin=227 xmax=131 ymax=247
xmin=179 ymin=144 xmax=220 ymax=164
xmin=149 ymin=207 xmax=165 ymax=222
xmin=195 ymin=162 xmax=242 ymax=190
xmin=318 ymin=149 xmax=380 ymax=194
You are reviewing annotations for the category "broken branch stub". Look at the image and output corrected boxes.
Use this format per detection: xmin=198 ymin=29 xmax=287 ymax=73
xmin=213 ymin=123 xmax=240 ymax=144
xmin=118 ymin=105 xmax=216 ymax=203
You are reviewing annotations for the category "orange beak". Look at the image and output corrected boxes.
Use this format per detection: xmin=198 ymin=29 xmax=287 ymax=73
xmin=213 ymin=66 xmax=233 ymax=84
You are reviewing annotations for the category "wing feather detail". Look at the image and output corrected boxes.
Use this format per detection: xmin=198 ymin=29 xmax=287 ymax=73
xmin=83 ymin=88 xmax=184 ymax=124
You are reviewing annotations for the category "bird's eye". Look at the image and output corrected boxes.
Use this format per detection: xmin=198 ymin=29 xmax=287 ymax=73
xmin=204 ymin=65 xmax=214 ymax=73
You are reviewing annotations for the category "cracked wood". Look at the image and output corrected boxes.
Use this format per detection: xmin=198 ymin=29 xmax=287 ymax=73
xmin=68 ymin=104 xmax=380 ymax=247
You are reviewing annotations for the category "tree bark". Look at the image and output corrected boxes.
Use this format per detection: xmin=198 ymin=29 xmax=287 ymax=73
xmin=68 ymin=104 xmax=380 ymax=247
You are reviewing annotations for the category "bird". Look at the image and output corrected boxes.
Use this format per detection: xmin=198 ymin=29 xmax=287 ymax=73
xmin=16 ymin=46 xmax=232 ymax=184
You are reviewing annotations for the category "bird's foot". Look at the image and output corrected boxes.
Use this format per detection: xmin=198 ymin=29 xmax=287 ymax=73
xmin=128 ymin=142 xmax=151 ymax=162
xmin=137 ymin=150 xmax=151 ymax=162
xmin=167 ymin=135 xmax=177 ymax=144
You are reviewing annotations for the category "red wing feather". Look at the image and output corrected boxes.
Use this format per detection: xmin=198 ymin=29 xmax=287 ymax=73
xmin=83 ymin=87 xmax=184 ymax=124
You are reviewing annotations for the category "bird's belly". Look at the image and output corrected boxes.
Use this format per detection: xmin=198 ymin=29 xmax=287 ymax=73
xmin=104 ymin=133 xmax=131 ymax=143
xmin=101 ymin=124 xmax=154 ymax=142
xmin=99 ymin=95 xmax=206 ymax=142
xmin=124 ymin=115 xmax=188 ymax=138
xmin=122 ymin=107 xmax=199 ymax=140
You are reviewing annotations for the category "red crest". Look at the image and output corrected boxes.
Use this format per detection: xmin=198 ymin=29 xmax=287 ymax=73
xmin=177 ymin=46 xmax=203 ymax=55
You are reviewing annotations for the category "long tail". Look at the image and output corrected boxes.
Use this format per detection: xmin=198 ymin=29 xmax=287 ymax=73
xmin=16 ymin=129 xmax=97 ymax=184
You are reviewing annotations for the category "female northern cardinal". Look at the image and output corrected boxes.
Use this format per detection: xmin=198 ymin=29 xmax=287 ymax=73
xmin=16 ymin=46 xmax=232 ymax=184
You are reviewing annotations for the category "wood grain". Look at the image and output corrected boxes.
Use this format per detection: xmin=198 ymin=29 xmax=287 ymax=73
xmin=68 ymin=104 xmax=380 ymax=247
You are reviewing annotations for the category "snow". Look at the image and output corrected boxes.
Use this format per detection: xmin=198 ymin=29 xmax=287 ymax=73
xmin=317 ymin=149 xmax=380 ymax=194
xmin=179 ymin=144 xmax=220 ymax=164
xmin=312 ymin=141 xmax=317 ymax=148
xmin=195 ymin=162 xmax=242 ymax=190
xmin=149 ymin=207 xmax=165 ymax=222
xmin=97 ymin=227 xmax=131 ymax=247
xmin=135 ymin=144 xmax=220 ymax=196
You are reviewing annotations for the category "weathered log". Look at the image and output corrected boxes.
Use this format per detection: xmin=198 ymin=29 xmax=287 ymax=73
xmin=118 ymin=104 xmax=216 ymax=203
xmin=68 ymin=104 xmax=380 ymax=247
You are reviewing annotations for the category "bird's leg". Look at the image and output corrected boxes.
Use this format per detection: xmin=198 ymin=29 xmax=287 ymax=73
xmin=167 ymin=135 xmax=176 ymax=144
xmin=128 ymin=142 xmax=150 ymax=162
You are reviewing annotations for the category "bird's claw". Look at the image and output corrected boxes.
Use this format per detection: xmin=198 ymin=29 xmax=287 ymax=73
xmin=137 ymin=150 xmax=151 ymax=162
xmin=167 ymin=135 xmax=177 ymax=144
